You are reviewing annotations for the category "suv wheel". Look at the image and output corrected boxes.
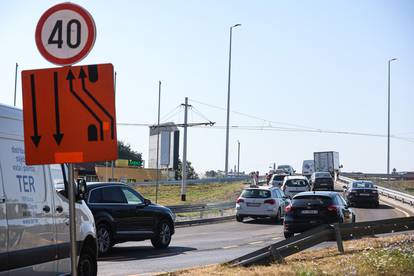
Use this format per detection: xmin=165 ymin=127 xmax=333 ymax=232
xmin=78 ymin=246 xmax=97 ymax=276
xmin=236 ymin=215 xmax=244 ymax=222
xmin=151 ymin=220 xmax=172 ymax=249
xmin=284 ymin=231 xmax=294 ymax=239
xmin=97 ymin=224 xmax=113 ymax=255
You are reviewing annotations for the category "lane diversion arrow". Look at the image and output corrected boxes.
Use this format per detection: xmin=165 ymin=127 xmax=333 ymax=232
xmin=30 ymin=74 xmax=41 ymax=147
xmin=53 ymin=72 xmax=64 ymax=145
xmin=79 ymin=67 xmax=115 ymax=139
xmin=66 ymin=69 xmax=104 ymax=140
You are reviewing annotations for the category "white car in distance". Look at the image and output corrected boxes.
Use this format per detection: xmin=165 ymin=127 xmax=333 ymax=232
xmin=277 ymin=165 xmax=295 ymax=175
xmin=235 ymin=186 xmax=289 ymax=223
xmin=281 ymin=175 xmax=311 ymax=198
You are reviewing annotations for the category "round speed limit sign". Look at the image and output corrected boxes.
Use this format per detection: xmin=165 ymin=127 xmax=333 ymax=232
xmin=35 ymin=3 xmax=96 ymax=66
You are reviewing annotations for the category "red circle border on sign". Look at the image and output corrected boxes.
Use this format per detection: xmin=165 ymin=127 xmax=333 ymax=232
xmin=35 ymin=3 xmax=96 ymax=66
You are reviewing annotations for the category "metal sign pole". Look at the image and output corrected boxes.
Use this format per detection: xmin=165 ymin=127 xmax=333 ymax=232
xmin=68 ymin=163 xmax=78 ymax=276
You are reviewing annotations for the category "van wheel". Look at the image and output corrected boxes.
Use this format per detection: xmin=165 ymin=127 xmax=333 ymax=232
xmin=151 ymin=220 xmax=172 ymax=249
xmin=78 ymin=246 xmax=97 ymax=276
xmin=97 ymin=223 xmax=113 ymax=255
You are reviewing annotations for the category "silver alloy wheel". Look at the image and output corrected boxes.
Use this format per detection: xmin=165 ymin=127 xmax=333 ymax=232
xmin=160 ymin=223 xmax=171 ymax=245
xmin=98 ymin=226 xmax=111 ymax=254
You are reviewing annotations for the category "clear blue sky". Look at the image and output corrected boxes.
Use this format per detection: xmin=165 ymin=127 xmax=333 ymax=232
xmin=1 ymin=0 xmax=413 ymax=174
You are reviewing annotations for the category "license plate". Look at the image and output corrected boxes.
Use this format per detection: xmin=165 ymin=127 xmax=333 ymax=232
xmin=301 ymin=210 xmax=318 ymax=214
xmin=320 ymin=183 xmax=327 ymax=186
xmin=247 ymin=203 xmax=260 ymax=207
xmin=359 ymin=193 xmax=370 ymax=196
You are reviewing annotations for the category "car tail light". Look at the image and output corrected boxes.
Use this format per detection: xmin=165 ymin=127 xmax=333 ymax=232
xmin=236 ymin=198 xmax=244 ymax=203
xmin=285 ymin=204 xmax=293 ymax=213
xmin=264 ymin=199 xmax=275 ymax=205
xmin=327 ymin=205 xmax=337 ymax=212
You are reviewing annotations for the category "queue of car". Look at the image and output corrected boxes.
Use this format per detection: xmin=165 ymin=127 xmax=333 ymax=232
xmin=236 ymin=163 xmax=384 ymax=239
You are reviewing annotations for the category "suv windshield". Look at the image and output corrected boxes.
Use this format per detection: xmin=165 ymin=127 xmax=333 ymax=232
xmin=352 ymin=182 xmax=374 ymax=189
xmin=315 ymin=172 xmax=331 ymax=178
xmin=286 ymin=179 xmax=308 ymax=187
xmin=241 ymin=189 xmax=271 ymax=198
xmin=315 ymin=177 xmax=333 ymax=184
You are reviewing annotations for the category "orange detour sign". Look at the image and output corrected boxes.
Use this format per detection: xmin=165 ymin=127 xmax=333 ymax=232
xmin=21 ymin=63 xmax=117 ymax=165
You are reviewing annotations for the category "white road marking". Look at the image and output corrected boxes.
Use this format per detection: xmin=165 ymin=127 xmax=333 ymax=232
xmin=395 ymin=206 xmax=410 ymax=217
xmin=222 ymin=245 xmax=238 ymax=249
xmin=248 ymin=241 xmax=264 ymax=245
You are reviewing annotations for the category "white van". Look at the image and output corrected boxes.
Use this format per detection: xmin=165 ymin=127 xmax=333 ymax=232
xmin=0 ymin=104 xmax=97 ymax=275
xmin=302 ymin=160 xmax=315 ymax=178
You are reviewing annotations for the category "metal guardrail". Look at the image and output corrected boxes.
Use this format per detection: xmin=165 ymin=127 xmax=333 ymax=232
xmin=226 ymin=216 xmax=414 ymax=267
xmin=128 ymin=176 xmax=248 ymax=187
xmin=168 ymin=201 xmax=235 ymax=219
xmin=339 ymin=175 xmax=414 ymax=207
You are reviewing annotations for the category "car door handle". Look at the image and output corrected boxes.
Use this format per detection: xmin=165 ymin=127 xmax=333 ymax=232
xmin=43 ymin=205 xmax=51 ymax=213
xmin=56 ymin=206 xmax=63 ymax=213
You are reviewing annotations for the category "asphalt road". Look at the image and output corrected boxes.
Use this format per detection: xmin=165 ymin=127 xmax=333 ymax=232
xmin=97 ymin=192 xmax=412 ymax=276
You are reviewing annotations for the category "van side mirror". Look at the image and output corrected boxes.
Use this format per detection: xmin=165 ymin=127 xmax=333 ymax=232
xmin=343 ymin=185 xmax=348 ymax=190
xmin=76 ymin=178 xmax=87 ymax=201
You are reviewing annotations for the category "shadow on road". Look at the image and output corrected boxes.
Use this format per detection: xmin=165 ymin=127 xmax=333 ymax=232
xmin=353 ymin=203 xmax=394 ymax=210
xmin=242 ymin=217 xmax=282 ymax=225
xmin=99 ymin=246 xmax=197 ymax=262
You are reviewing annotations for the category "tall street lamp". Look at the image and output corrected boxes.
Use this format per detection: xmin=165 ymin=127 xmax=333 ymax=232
xmin=387 ymin=58 xmax=397 ymax=183
xmin=225 ymin=23 xmax=241 ymax=176
xmin=237 ymin=140 xmax=240 ymax=175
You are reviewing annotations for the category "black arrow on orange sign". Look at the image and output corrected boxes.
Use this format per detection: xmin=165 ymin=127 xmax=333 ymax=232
xmin=30 ymin=74 xmax=41 ymax=147
xmin=53 ymin=72 xmax=64 ymax=145
xmin=79 ymin=67 xmax=115 ymax=139
xmin=66 ymin=69 xmax=104 ymax=140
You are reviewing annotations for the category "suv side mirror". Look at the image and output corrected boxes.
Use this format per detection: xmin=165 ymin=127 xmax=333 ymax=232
xmin=76 ymin=178 xmax=87 ymax=201
xmin=144 ymin=198 xmax=152 ymax=206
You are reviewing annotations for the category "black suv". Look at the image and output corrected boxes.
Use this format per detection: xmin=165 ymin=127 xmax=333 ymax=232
xmin=283 ymin=191 xmax=355 ymax=238
xmin=85 ymin=182 xmax=175 ymax=255
xmin=310 ymin=172 xmax=334 ymax=191
xmin=343 ymin=180 xmax=379 ymax=207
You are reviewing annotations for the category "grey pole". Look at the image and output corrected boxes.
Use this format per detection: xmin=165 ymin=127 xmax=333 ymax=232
xmin=155 ymin=81 xmax=161 ymax=203
xmin=14 ymin=63 xmax=18 ymax=106
xmin=68 ymin=164 xmax=78 ymax=276
xmin=225 ymin=24 xmax=241 ymax=176
xmin=181 ymin=97 xmax=189 ymax=201
xmin=112 ymin=71 xmax=117 ymax=181
xmin=237 ymin=140 xmax=240 ymax=175
xmin=387 ymin=58 xmax=397 ymax=184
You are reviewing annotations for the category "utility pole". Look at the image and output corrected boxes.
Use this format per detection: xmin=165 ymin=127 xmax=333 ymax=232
xmin=155 ymin=81 xmax=161 ymax=203
xmin=225 ymin=24 xmax=241 ymax=176
xmin=181 ymin=97 xmax=190 ymax=201
xmin=387 ymin=58 xmax=397 ymax=185
xmin=14 ymin=63 xmax=18 ymax=106
xmin=237 ymin=140 xmax=240 ymax=175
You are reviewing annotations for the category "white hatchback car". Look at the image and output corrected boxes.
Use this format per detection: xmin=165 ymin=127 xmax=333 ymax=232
xmin=235 ymin=186 xmax=289 ymax=223
xmin=281 ymin=176 xmax=310 ymax=198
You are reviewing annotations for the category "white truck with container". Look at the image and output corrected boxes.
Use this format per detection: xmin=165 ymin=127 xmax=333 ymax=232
xmin=313 ymin=151 xmax=341 ymax=181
